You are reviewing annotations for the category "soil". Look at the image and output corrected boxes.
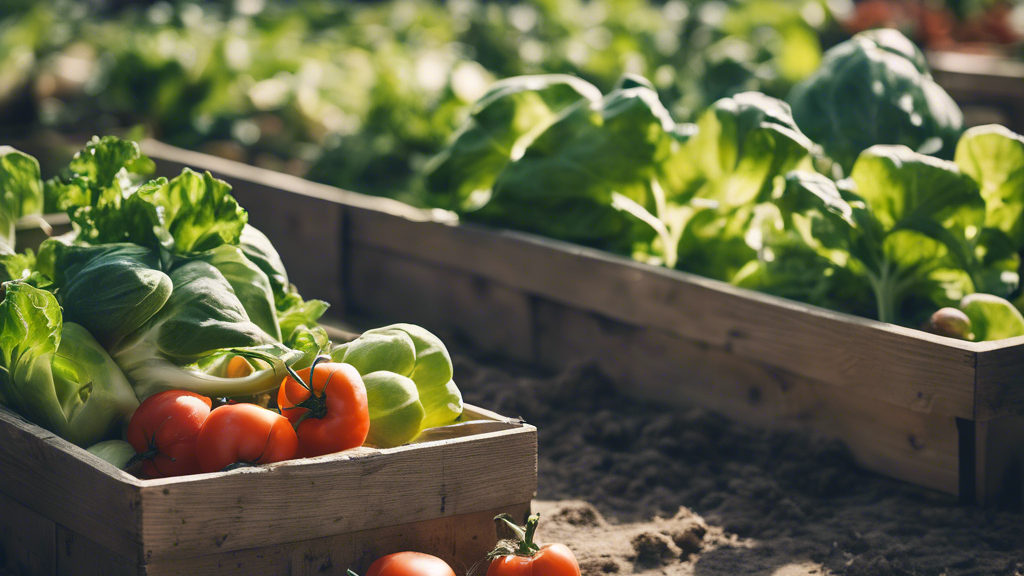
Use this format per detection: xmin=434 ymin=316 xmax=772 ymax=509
xmin=456 ymin=356 xmax=1024 ymax=576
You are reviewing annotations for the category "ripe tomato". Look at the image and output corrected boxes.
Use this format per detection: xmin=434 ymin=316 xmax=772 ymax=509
xmin=195 ymin=403 xmax=298 ymax=472
xmin=363 ymin=552 xmax=456 ymax=576
xmin=486 ymin=514 xmax=581 ymax=576
xmin=126 ymin=390 xmax=212 ymax=478
xmin=486 ymin=544 xmax=581 ymax=576
xmin=277 ymin=358 xmax=370 ymax=457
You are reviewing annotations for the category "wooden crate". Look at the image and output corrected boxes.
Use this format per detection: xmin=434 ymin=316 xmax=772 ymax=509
xmin=0 ymin=403 xmax=535 ymax=576
xmin=15 ymin=140 xmax=1024 ymax=507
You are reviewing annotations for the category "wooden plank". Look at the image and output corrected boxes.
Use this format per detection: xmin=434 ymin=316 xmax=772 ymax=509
xmin=149 ymin=150 xmax=346 ymax=310
xmin=56 ymin=525 xmax=137 ymax=576
xmin=136 ymin=426 xmax=536 ymax=560
xmin=976 ymin=415 xmax=1024 ymax=508
xmin=534 ymin=300 xmax=960 ymax=495
xmin=347 ymin=244 xmax=534 ymax=362
xmin=0 ymin=490 xmax=56 ymax=576
xmin=0 ymin=407 xmax=143 ymax=562
xmin=142 ymin=502 xmax=530 ymax=576
xmin=974 ymin=342 xmax=1024 ymax=421
xmin=348 ymin=208 xmax=979 ymax=420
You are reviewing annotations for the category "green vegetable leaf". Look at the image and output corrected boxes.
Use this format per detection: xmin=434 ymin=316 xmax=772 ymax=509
xmin=190 ymin=245 xmax=280 ymax=341
xmin=425 ymin=74 xmax=602 ymax=212
xmin=478 ymin=79 xmax=677 ymax=250
xmin=0 ymin=282 xmax=139 ymax=447
xmin=787 ymin=29 xmax=963 ymax=174
xmin=239 ymin=224 xmax=289 ymax=299
xmin=961 ymin=293 xmax=1024 ymax=342
xmin=954 ymin=125 xmax=1024 ymax=249
xmin=47 ymin=242 xmax=172 ymax=349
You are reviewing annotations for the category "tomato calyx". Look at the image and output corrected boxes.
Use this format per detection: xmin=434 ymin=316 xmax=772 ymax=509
xmin=489 ymin=513 xmax=542 ymax=559
xmin=125 ymin=417 xmax=176 ymax=469
xmin=282 ymin=355 xmax=333 ymax=430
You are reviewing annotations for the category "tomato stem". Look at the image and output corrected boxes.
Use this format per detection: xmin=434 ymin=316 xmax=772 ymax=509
xmin=493 ymin=513 xmax=542 ymax=556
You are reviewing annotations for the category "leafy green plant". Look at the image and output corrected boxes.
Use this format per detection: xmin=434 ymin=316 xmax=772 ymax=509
xmin=787 ymin=29 xmax=964 ymax=175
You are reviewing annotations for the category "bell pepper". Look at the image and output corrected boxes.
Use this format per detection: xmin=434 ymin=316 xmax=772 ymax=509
xmin=331 ymin=323 xmax=463 ymax=432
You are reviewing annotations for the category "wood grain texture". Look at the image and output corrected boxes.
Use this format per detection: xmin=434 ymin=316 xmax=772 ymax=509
xmin=534 ymin=300 xmax=960 ymax=495
xmin=0 ymin=407 xmax=143 ymax=562
xmin=976 ymin=415 xmax=1024 ymax=508
xmin=347 ymin=208 xmax=979 ymax=420
xmin=136 ymin=424 xmax=536 ymax=560
xmin=140 ymin=502 xmax=530 ymax=576
xmin=0 ymin=491 xmax=55 ymax=576
xmin=56 ymin=525 xmax=137 ymax=576
xmin=348 ymin=244 xmax=534 ymax=362
xmin=974 ymin=341 xmax=1024 ymax=421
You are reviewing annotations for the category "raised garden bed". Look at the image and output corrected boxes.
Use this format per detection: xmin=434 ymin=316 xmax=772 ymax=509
xmin=14 ymin=139 xmax=1024 ymax=508
xmin=0 ymin=398 xmax=535 ymax=576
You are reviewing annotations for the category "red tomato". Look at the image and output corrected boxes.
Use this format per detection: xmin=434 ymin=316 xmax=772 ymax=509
xmin=126 ymin=390 xmax=212 ymax=478
xmin=277 ymin=359 xmax=369 ymax=457
xmin=486 ymin=544 xmax=581 ymax=576
xmin=195 ymin=403 xmax=298 ymax=472
xmin=485 ymin=514 xmax=581 ymax=576
xmin=364 ymin=552 xmax=457 ymax=576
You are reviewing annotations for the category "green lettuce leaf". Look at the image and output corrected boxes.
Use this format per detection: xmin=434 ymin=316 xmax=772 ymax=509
xmin=46 ymin=242 xmax=172 ymax=348
xmin=0 ymin=282 xmax=139 ymax=447
xmin=424 ymin=74 xmax=603 ymax=212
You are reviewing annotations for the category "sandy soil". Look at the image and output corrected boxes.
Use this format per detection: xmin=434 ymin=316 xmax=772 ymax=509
xmin=457 ymin=356 xmax=1024 ymax=576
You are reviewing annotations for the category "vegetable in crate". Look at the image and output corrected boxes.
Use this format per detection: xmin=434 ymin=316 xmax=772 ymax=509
xmin=195 ymin=403 xmax=298 ymax=473
xmin=126 ymin=390 xmax=212 ymax=478
xmin=277 ymin=357 xmax=370 ymax=458
xmin=787 ymin=29 xmax=963 ymax=175
xmin=332 ymin=323 xmax=463 ymax=431
xmin=86 ymin=439 xmax=137 ymax=470
xmin=0 ymin=282 xmax=139 ymax=447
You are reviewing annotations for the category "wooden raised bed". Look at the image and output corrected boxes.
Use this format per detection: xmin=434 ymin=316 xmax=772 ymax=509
xmin=117 ymin=140 xmax=1024 ymax=509
xmin=0 ymin=402 xmax=535 ymax=576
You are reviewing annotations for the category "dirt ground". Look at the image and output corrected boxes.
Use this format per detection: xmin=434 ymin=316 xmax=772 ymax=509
xmin=457 ymin=356 xmax=1024 ymax=576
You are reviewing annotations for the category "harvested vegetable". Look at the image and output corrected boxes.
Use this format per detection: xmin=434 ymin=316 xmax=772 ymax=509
xmin=86 ymin=439 xmax=137 ymax=470
xmin=355 ymin=552 xmax=456 ymax=576
xmin=0 ymin=282 xmax=139 ymax=447
xmin=331 ymin=324 xmax=463 ymax=429
xmin=195 ymin=403 xmax=298 ymax=472
xmin=277 ymin=357 xmax=370 ymax=457
xmin=126 ymin=390 xmax=212 ymax=478
xmin=360 ymin=371 xmax=425 ymax=449
xmin=486 ymin=514 xmax=582 ymax=576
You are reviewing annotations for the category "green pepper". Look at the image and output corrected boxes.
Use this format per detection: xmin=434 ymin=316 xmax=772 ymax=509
xmin=362 ymin=371 xmax=425 ymax=448
xmin=332 ymin=323 xmax=463 ymax=431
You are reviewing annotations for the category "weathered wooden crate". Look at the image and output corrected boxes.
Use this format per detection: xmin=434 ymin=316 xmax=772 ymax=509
xmin=14 ymin=140 xmax=1024 ymax=507
xmin=0 ymin=402 xmax=535 ymax=576
xmin=112 ymin=140 xmax=1024 ymax=509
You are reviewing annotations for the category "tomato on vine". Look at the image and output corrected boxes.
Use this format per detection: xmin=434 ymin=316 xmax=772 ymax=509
xmin=278 ymin=356 xmax=370 ymax=457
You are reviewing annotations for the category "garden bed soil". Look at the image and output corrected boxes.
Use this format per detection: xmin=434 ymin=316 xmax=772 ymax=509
xmin=456 ymin=355 xmax=1024 ymax=576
